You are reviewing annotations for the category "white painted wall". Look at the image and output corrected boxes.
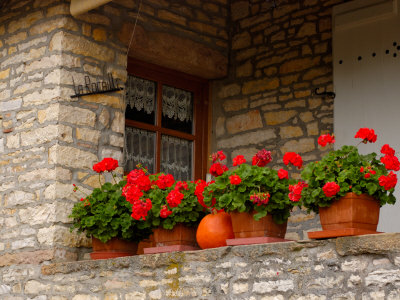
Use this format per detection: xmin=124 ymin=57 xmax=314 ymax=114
xmin=333 ymin=0 xmax=400 ymax=232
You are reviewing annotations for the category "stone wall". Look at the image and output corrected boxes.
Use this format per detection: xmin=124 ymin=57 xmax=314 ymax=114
xmin=0 ymin=0 xmax=229 ymax=265
xmin=1 ymin=233 xmax=400 ymax=299
xmin=211 ymin=0 xmax=349 ymax=239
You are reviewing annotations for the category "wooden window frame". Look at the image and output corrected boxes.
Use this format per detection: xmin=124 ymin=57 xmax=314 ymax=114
xmin=126 ymin=58 xmax=209 ymax=180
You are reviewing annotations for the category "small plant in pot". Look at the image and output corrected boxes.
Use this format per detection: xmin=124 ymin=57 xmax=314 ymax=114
xmin=122 ymin=167 xmax=206 ymax=252
xmin=69 ymin=158 xmax=152 ymax=260
xmin=300 ymin=129 xmax=398 ymax=238
xmin=202 ymin=150 xmax=302 ymax=240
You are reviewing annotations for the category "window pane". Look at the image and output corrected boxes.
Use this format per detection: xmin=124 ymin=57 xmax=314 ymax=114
xmin=161 ymin=85 xmax=193 ymax=134
xmin=124 ymin=127 xmax=155 ymax=173
xmin=125 ymin=75 xmax=156 ymax=124
xmin=161 ymin=135 xmax=193 ymax=181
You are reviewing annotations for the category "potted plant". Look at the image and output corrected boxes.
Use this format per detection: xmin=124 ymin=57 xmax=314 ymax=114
xmin=202 ymin=150 xmax=301 ymax=243
xmin=301 ymin=129 xmax=398 ymax=238
xmin=69 ymin=158 xmax=152 ymax=259
xmin=122 ymin=167 xmax=206 ymax=253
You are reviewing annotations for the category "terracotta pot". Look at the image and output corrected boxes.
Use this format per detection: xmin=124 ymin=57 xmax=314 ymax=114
xmin=319 ymin=192 xmax=380 ymax=231
xmin=153 ymin=223 xmax=197 ymax=247
xmin=137 ymin=235 xmax=155 ymax=255
xmin=90 ymin=237 xmax=138 ymax=260
xmin=229 ymin=211 xmax=287 ymax=239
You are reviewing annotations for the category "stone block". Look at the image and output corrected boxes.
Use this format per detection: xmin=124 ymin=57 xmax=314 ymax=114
xmin=0 ymin=68 xmax=10 ymax=80
xmin=280 ymin=126 xmax=303 ymax=138
xmin=81 ymin=94 xmax=123 ymax=109
xmin=265 ymin=110 xmax=297 ymax=125
xmin=242 ymin=78 xmax=279 ymax=95
xmin=280 ymin=57 xmax=320 ymax=74
xmin=111 ymin=111 xmax=124 ymax=134
xmin=231 ymin=1 xmax=249 ymax=21
xmin=6 ymin=133 xmax=20 ymax=149
xmin=50 ymin=32 xmax=114 ymax=62
xmin=8 ymin=11 xmax=43 ymax=33
xmin=19 ymin=203 xmax=56 ymax=225
xmin=232 ymin=282 xmax=248 ymax=294
xmin=215 ymin=117 xmax=226 ymax=137
xmin=48 ymin=145 xmax=98 ymax=170
xmin=109 ymin=135 xmax=124 ymax=148
xmin=76 ymin=128 xmax=100 ymax=144
xmin=218 ymin=83 xmax=241 ymax=99
xmin=11 ymin=238 xmax=36 ymax=250
xmin=59 ymin=105 xmax=96 ymax=127
xmin=232 ymin=32 xmax=251 ymax=50
xmin=253 ymin=280 xmax=294 ymax=293
xmin=281 ymin=138 xmax=315 ymax=153
xmin=217 ymin=129 xmax=276 ymax=149
xmin=297 ymin=22 xmax=316 ymax=37
xmin=5 ymin=191 xmax=35 ymax=207
xmin=226 ymin=110 xmax=263 ymax=134
xmin=125 ymin=292 xmax=146 ymax=300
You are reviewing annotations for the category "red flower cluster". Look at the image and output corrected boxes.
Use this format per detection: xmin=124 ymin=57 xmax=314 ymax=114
xmin=160 ymin=205 xmax=173 ymax=218
xmin=322 ymin=182 xmax=340 ymax=198
xmin=380 ymin=144 xmax=399 ymax=171
xmin=155 ymin=174 xmax=175 ymax=189
xmin=379 ymin=171 xmax=397 ymax=190
xmin=92 ymin=158 xmax=119 ymax=173
xmin=233 ymin=155 xmax=246 ymax=166
xmin=354 ymin=128 xmax=377 ymax=143
xmin=381 ymin=144 xmax=395 ymax=156
xmin=175 ymin=181 xmax=189 ymax=192
xmin=229 ymin=174 xmax=241 ymax=185
xmin=277 ymin=169 xmax=288 ymax=180
xmin=122 ymin=184 xmax=143 ymax=204
xmin=252 ymin=149 xmax=272 ymax=167
xmin=131 ymin=198 xmax=152 ymax=220
xmin=318 ymin=134 xmax=335 ymax=147
xmin=127 ymin=169 xmax=151 ymax=191
xmin=195 ymin=179 xmax=216 ymax=208
xmin=210 ymin=162 xmax=228 ymax=177
xmin=211 ymin=150 xmax=226 ymax=163
xmin=288 ymin=182 xmax=308 ymax=202
xmin=166 ymin=189 xmax=184 ymax=208
xmin=283 ymin=152 xmax=303 ymax=169
xmin=250 ymin=192 xmax=270 ymax=206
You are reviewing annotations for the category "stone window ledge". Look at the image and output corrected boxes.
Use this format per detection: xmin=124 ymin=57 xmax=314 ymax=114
xmin=42 ymin=233 xmax=400 ymax=275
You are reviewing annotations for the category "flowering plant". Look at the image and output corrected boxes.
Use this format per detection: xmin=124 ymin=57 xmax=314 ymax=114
xmin=202 ymin=150 xmax=301 ymax=224
xmin=69 ymin=158 xmax=152 ymax=243
xmin=300 ymin=129 xmax=398 ymax=213
xmin=122 ymin=167 xmax=206 ymax=230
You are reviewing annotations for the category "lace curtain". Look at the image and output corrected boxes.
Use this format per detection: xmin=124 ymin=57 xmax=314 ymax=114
xmin=161 ymin=135 xmax=192 ymax=181
xmin=124 ymin=127 xmax=155 ymax=173
xmin=162 ymin=85 xmax=193 ymax=122
xmin=126 ymin=75 xmax=156 ymax=114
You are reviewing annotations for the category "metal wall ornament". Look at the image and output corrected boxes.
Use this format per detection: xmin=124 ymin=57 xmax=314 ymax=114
xmin=71 ymin=73 xmax=123 ymax=98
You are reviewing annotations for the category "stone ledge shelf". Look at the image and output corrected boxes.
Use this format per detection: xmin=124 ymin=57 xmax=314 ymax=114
xmin=19 ymin=233 xmax=399 ymax=299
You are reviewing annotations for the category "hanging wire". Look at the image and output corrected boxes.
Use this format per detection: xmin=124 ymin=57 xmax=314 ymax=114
xmin=126 ymin=0 xmax=143 ymax=56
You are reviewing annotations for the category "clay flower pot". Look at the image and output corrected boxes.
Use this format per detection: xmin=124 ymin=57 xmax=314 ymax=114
xmin=319 ymin=192 xmax=380 ymax=231
xmin=229 ymin=211 xmax=287 ymax=239
xmin=153 ymin=223 xmax=197 ymax=247
xmin=90 ymin=237 xmax=138 ymax=260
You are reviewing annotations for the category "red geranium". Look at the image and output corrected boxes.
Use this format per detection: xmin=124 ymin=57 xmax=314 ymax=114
xmin=322 ymin=182 xmax=340 ymax=198
xmin=380 ymin=155 xmax=400 ymax=171
xmin=92 ymin=158 xmax=119 ymax=173
xmin=288 ymin=182 xmax=308 ymax=202
xmin=210 ymin=162 xmax=228 ymax=177
xmin=318 ymin=134 xmax=335 ymax=147
xmin=381 ymin=144 xmax=395 ymax=156
xmin=354 ymin=128 xmax=377 ymax=143
xmin=252 ymin=149 xmax=272 ymax=167
xmin=379 ymin=172 xmax=397 ymax=190
xmin=211 ymin=150 xmax=226 ymax=163
xmin=277 ymin=169 xmax=289 ymax=179
xmin=229 ymin=175 xmax=241 ymax=185
xmin=122 ymin=184 xmax=143 ymax=204
xmin=166 ymin=189 xmax=184 ymax=208
xmin=131 ymin=198 xmax=152 ymax=220
xmin=160 ymin=205 xmax=173 ymax=218
xmin=283 ymin=152 xmax=303 ymax=169
xmin=250 ymin=192 xmax=270 ymax=206
xmin=155 ymin=174 xmax=175 ymax=189
xmin=233 ymin=155 xmax=246 ymax=166
xmin=195 ymin=179 xmax=216 ymax=208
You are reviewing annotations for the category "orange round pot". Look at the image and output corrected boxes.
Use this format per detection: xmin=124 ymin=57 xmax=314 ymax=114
xmin=319 ymin=192 xmax=380 ymax=231
xmin=153 ymin=223 xmax=197 ymax=247
xmin=196 ymin=211 xmax=234 ymax=249
xmin=90 ymin=237 xmax=138 ymax=260
xmin=229 ymin=211 xmax=287 ymax=239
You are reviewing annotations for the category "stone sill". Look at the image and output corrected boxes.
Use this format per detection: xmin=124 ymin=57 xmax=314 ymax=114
xmin=41 ymin=233 xmax=400 ymax=275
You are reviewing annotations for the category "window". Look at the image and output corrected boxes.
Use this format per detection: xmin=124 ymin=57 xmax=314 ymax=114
xmin=124 ymin=58 xmax=209 ymax=181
